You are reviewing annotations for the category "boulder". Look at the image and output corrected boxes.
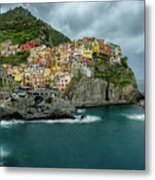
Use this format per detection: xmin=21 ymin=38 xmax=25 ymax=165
xmin=0 ymin=95 xmax=75 ymax=120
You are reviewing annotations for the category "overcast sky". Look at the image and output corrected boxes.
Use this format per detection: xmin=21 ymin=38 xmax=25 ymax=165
xmin=1 ymin=1 xmax=144 ymax=80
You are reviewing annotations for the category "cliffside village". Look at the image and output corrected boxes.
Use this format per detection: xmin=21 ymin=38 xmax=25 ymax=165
xmin=0 ymin=37 xmax=122 ymax=94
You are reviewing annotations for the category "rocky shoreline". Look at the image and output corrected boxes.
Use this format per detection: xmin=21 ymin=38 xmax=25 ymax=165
xmin=135 ymin=92 xmax=145 ymax=109
xmin=0 ymin=68 xmax=144 ymax=121
xmin=0 ymin=93 xmax=76 ymax=120
xmin=0 ymin=102 xmax=144 ymax=121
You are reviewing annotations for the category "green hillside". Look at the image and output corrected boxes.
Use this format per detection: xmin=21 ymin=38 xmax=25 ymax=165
xmin=0 ymin=6 xmax=70 ymax=46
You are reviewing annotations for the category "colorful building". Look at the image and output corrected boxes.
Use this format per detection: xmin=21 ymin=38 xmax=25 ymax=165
xmin=103 ymin=44 xmax=111 ymax=56
xmin=56 ymin=72 xmax=71 ymax=92
xmin=0 ymin=37 xmax=124 ymax=92
xmin=14 ymin=72 xmax=23 ymax=82
xmin=20 ymin=40 xmax=36 ymax=51
xmin=30 ymin=69 xmax=44 ymax=89
xmin=82 ymin=44 xmax=93 ymax=60
xmin=108 ymin=43 xmax=122 ymax=64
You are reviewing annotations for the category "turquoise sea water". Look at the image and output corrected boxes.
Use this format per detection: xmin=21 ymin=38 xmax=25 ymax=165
xmin=0 ymin=81 xmax=145 ymax=169
xmin=0 ymin=104 xmax=145 ymax=169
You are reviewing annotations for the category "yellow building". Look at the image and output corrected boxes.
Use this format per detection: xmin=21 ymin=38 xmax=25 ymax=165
xmin=2 ymin=64 xmax=7 ymax=68
xmin=52 ymin=55 xmax=60 ymax=71
xmin=82 ymin=44 xmax=93 ymax=59
xmin=44 ymin=68 xmax=51 ymax=77
xmin=92 ymin=43 xmax=100 ymax=54
xmin=14 ymin=73 xmax=23 ymax=82
xmin=60 ymin=51 xmax=70 ymax=63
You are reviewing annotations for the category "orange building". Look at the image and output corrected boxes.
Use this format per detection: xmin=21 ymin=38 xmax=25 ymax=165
xmin=103 ymin=44 xmax=111 ymax=55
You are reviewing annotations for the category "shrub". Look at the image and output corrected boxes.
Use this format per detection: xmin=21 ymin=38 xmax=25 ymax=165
xmin=121 ymin=56 xmax=128 ymax=68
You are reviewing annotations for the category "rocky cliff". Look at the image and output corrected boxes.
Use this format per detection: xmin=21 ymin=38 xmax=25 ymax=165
xmin=64 ymin=59 xmax=139 ymax=107
xmin=0 ymin=94 xmax=75 ymax=120
xmin=64 ymin=76 xmax=138 ymax=107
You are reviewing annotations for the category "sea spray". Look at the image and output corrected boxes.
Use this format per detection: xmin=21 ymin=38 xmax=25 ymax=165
xmin=122 ymin=114 xmax=145 ymax=121
xmin=0 ymin=115 xmax=101 ymax=126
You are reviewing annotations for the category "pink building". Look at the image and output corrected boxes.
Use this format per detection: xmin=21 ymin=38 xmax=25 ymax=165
xmin=30 ymin=70 xmax=44 ymax=89
xmin=56 ymin=73 xmax=71 ymax=92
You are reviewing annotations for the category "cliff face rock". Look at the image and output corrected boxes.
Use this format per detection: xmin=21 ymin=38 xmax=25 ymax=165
xmin=66 ymin=77 xmax=107 ymax=107
xmin=135 ymin=92 xmax=145 ymax=108
xmin=65 ymin=64 xmax=138 ymax=107
xmin=0 ymin=95 xmax=75 ymax=120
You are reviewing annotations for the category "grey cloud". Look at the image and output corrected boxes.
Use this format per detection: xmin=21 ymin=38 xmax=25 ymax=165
xmin=1 ymin=1 xmax=144 ymax=39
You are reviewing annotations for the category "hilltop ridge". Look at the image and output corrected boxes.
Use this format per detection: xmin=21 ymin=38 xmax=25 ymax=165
xmin=0 ymin=6 xmax=70 ymax=46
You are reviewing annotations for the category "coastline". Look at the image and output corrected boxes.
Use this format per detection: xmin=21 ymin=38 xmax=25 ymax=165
xmin=0 ymin=77 xmax=144 ymax=121
xmin=0 ymin=100 xmax=144 ymax=121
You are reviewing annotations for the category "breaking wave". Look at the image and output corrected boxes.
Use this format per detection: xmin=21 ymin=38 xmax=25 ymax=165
xmin=0 ymin=115 xmax=101 ymax=126
xmin=77 ymin=109 xmax=86 ymax=113
xmin=26 ymin=115 xmax=101 ymax=124
xmin=123 ymin=114 xmax=145 ymax=121
xmin=0 ymin=120 xmax=25 ymax=128
xmin=28 ymin=119 xmax=80 ymax=124
xmin=78 ymin=115 xmax=101 ymax=123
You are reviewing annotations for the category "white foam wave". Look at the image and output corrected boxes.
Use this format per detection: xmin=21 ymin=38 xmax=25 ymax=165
xmin=23 ymin=115 xmax=101 ymax=124
xmin=0 ymin=120 xmax=25 ymax=128
xmin=77 ymin=109 xmax=86 ymax=113
xmin=124 ymin=114 xmax=145 ymax=121
xmin=0 ymin=115 xmax=101 ymax=126
xmin=0 ymin=146 xmax=11 ymax=166
xmin=30 ymin=119 xmax=80 ymax=124
xmin=79 ymin=115 xmax=101 ymax=123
